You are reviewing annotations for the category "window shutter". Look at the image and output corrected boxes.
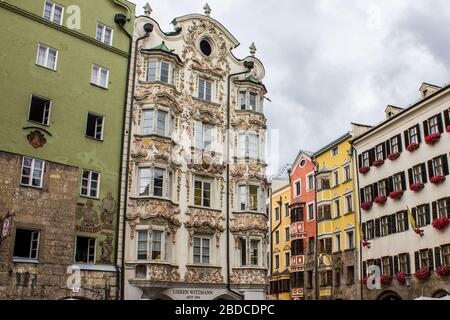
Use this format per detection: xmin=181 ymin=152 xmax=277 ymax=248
xmin=404 ymin=130 xmax=410 ymax=147
xmin=432 ymin=201 xmax=438 ymax=220
xmin=371 ymin=221 xmax=376 ymax=238
xmin=363 ymin=261 xmax=367 ymax=277
xmin=423 ymin=120 xmax=429 ymax=137
xmin=425 ymin=204 xmax=431 ymax=225
xmin=393 ymin=256 xmax=399 ymax=274
xmin=397 ymin=134 xmax=403 ymax=152
xmin=421 ymin=163 xmax=427 ymax=184
xmin=389 ymin=257 xmax=394 ymax=275
xmin=443 ymin=154 xmax=449 ymax=176
xmin=427 ymin=160 xmax=434 ymax=178
xmin=385 ymin=140 xmax=391 ymax=156
xmin=360 ymin=188 xmax=365 ymax=203
xmin=391 ymin=214 xmax=397 ymax=234
xmin=447 ymin=198 xmax=450 ymax=217
xmin=372 ymin=182 xmax=378 ymax=198
xmin=375 ymin=219 xmax=381 ymax=238
xmin=414 ymin=251 xmax=420 ymax=271
xmin=428 ymin=249 xmax=434 ymax=270
xmin=408 ymin=168 xmax=413 ymax=187
xmin=381 ymin=143 xmax=387 ymax=159
xmin=412 ymin=207 xmax=417 ymax=225
xmin=376 ymin=258 xmax=382 ymax=270
xmin=435 ymin=247 xmax=442 ymax=268
xmin=416 ymin=124 xmax=422 ymax=143
xmin=358 ymin=154 xmax=363 ymax=168
xmin=406 ymin=254 xmax=411 ymax=274
xmin=444 ymin=109 xmax=450 ymax=127
xmin=401 ymin=171 xmax=407 ymax=191
xmin=362 ymin=223 xmax=367 ymax=239
xmin=369 ymin=148 xmax=375 ymax=166
xmin=387 ymin=177 xmax=394 ymax=194
xmin=437 ymin=113 xmax=444 ymax=133
xmin=371 ymin=185 xmax=376 ymax=201
xmin=403 ymin=211 xmax=409 ymax=231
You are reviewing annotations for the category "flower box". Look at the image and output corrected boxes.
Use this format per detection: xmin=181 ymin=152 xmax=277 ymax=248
xmin=395 ymin=272 xmax=406 ymax=285
xmin=406 ymin=143 xmax=419 ymax=152
xmin=380 ymin=275 xmax=393 ymax=285
xmin=430 ymin=175 xmax=446 ymax=185
xmin=389 ymin=190 xmax=404 ymax=200
xmin=387 ymin=152 xmax=400 ymax=161
xmin=374 ymin=196 xmax=387 ymax=205
xmin=359 ymin=166 xmax=370 ymax=175
xmin=414 ymin=267 xmax=431 ymax=281
xmin=410 ymin=183 xmax=424 ymax=192
xmin=425 ymin=132 xmax=442 ymax=145
xmin=436 ymin=266 xmax=450 ymax=277
xmin=361 ymin=202 xmax=373 ymax=211
xmin=432 ymin=217 xmax=450 ymax=230
xmin=373 ymin=159 xmax=384 ymax=167
xmin=447 ymin=125 xmax=450 ymax=133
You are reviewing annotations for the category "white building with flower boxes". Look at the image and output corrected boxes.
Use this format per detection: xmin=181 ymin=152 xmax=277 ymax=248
xmin=119 ymin=4 xmax=270 ymax=300
xmin=352 ymin=82 xmax=450 ymax=300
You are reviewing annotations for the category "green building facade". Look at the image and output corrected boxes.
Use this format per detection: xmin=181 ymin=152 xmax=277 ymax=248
xmin=0 ymin=0 xmax=135 ymax=299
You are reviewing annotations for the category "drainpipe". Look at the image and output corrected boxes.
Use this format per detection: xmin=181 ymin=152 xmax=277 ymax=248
xmin=313 ymin=161 xmax=319 ymax=300
xmin=271 ymin=197 xmax=283 ymax=300
xmin=226 ymin=62 xmax=254 ymax=300
xmin=118 ymin=21 xmax=154 ymax=301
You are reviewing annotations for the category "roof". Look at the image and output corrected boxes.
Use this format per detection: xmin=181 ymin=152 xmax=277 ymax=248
xmin=235 ymin=75 xmax=267 ymax=93
xmin=352 ymin=83 xmax=450 ymax=144
xmin=313 ymin=132 xmax=352 ymax=157
xmin=290 ymin=150 xmax=314 ymax=174
xmin=148 ymin=41 xmax=174 ymax=53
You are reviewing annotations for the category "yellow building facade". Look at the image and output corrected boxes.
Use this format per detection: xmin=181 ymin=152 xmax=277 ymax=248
xmin=315 ymin=133 xmax=360 ymax=300
xmin=269 ymin=182 xmax=292 ymax=300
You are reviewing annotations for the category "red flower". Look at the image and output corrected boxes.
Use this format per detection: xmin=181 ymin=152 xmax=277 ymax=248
xmin=362 ymin=277 xmax=368 ymax=285
xmin=374 ymin=196 xmax=387 ymax=205
xmin=380 ymin=275 xmax=393 ymax=285
xmin=359 ymin=166 xmax=370 ymax=174
xmin=436 ymin=266 xmax=450 ymax=277
xmin=406 ymin=143 xmax=419 ymax=152
xmin=432 ymin=217 xmax=450 ymax=230
xmin=389 ymin=190 xmax=404 ymax=200
xmin=410 ymin=183 xmax=424 ymax=192
xmin=430 ymin=175 xmax=446 ymax=185
xmin=395 ymin=272 xmax=406 ymax=285
xmin=373 ymin=159 xmax=384 ymax=167
xmin=425 ymin=132 xmax=442 ymax=145
xmin=361 ymin=202 xmax=373 ymax=211
xmin=414 ymin=267 xmax=431 ymax=280
xmin=387 ymin=152 xmax=400 ymax=161
xmin=447 ymin=125 xmax=450 ymax=133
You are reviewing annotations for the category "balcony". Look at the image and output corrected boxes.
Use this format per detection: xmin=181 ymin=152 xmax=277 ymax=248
xmin=230 ymin=213 xmax=268 ymax=235
xmin=231 ymin=267 xmax=267 ymax=285
xmin=184 ymin=265 xmax=224 ymax=284
xmin=127 ymin=198 xmax=181 ymax=227
xmin=130 ymin=262 xmax=181 ymax=285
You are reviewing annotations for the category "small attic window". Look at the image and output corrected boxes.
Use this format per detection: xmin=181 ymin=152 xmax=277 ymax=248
xmin=200 ymin=39 xmax=212 ymax=56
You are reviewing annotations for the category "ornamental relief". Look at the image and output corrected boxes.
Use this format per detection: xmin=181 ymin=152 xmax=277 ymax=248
xmin=184 ymin=266 xmax=224 ymax=284
xmin=127 ymin=198 xmax=181 ymax=229
xmin=231 ymin=114 xmax=267 ymax=131
xmin=143 ymin=264 xmax=181 ymax=282
xmin=185 ymin=208 xmax=225 ymax=245
xmin=230 ymin=268 xmax=267 ymax=285
xmin=188 ymin=153 xmax=226 ymax=176
xmin=130 ymin=137 xmax=176 ymax=164
xmin=230 ymin=214 xmax=268 ymax=235
xmin=230 ymin=163 xmax=265 ymax=181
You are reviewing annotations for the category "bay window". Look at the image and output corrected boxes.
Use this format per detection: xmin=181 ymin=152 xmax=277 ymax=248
xmin=137 ymin=229 xmax=169 ymax=261
xmin=198 ymin=78 xmax=212 ymax=101
xmin=239 ymin=90 xmax=261 ymax=112
xmin=240 ymin=238 xmax=261 ymax=266
xmin=147 ymin=59 xmax=174 ymax=84
xmin=193 ymin=236 xmax=210 ymax=264
xmin=238 ymin=132 xmax=260 ymax=159
xmin=142 ymin=107 xmax=171 ymax=137
xmin=195 ymin=121 xmax=213 ymax=151
xmin=194 ymin=178 xmax=212 ymax=208
xmin=138 ymin=167 xmax=171 ymax=198
xmin=238 ymin=184 xmax=259 ymax=211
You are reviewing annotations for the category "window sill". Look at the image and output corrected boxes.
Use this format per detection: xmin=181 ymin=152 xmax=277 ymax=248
xmin=27 ymin=120 xmax=51 ymax=128
xmin=35 ymin=63 xmax=57 ymax=72
xmin=235 ymin=109 xmax=265 ymax=116
xmin=73 ymin=264 xmax=117 ymax=272
xmin=90 ymin=82 xmax=109 ymax=90
xmin=139 ymin=80 xmax=176 ymax=89
xmin=20 ymin=184 xmax=43 ymax=190
xmin=13 ymin=258 xmax=39 ymax=264
xmin=192 ymin=97 xmax=220 ymax=107
xmin=233 ymin=210 xmax=265 ymax=216
xmin=134 ymin=133 xmax=172 ymax=141
xmin=344 ymin=211 xmax=355 ymax=216
xmin=80 ymin=194 xmax=100 ymax=200
xmin=186 ymin=264 xmax=221 ymax=269
xmin=189 ymin=205 xmax=221 ymax=212
xmin=85 ymin=135 xmax=104 ymax=142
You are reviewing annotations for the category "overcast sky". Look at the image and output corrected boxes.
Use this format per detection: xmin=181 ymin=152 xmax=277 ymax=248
xmin=133 ymin=0 xmax=450 ymax=174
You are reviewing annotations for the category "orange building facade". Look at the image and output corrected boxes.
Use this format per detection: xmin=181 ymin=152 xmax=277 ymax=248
xmin=289 ymin=151 xmax=317 ymax=300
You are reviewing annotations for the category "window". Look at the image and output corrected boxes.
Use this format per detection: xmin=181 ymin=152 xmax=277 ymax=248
xmin=239 ymin=239 xmax=247 ymax=266
xmin=291 ymin=239 xmax=304 ymax=256
xmin=239 ymin=90 xmax=260 ymax=111
xmin=195 ymin=179 xmax=212 ymax=208
xmin=248 ymin=134 xmax=258 ymax=159
xmin=275 ymin=231 xmax=280 ymax=245
xmin=96 ymin=23 xmax=113 ymax=45
xmin=378 ymin=180 xmax=387 ymax=197
xmin=142 ymin=108 xmax=171 ymax=137
xmin=307 ymin=203 xmax=315 ymax=221
xmin=428 ymin=115 xmax=440 ymax=134
xmin=334 ymin=199 xmax=340 ymax=218
xmin=81 ymin=170 xmax=100 ymax=198
xmin=274 ymin=207 xmax=280 ymax=221
xmin=416 ymin=205 xmax=429 ymax=228
xmin=437 ymin=199 xmax=449 ymax=218
xmin=318 ymin=204 xmax=331 ymax=221
xmin=43 ymin=0 xmax=64 ymax=24
xmin=412 ymin=165 xmax=423 ymax=184
xmin=307 ymin=270 xmax=314 ymax=289
xmin=331 ymin=147 xmax=338 ymax=157
xmin=86 ymin=113 xmax=104 ymax=140
xmin=285 ymin=203 xmax=290 ymax=218
xmin=399 ymin=253 xmax=409 ymax=273
xmin=13 ymin=229 xmax=40 ymax=260
xmin=442 ymin=245 xmax=450 ymax=267
xmin=285 ymin=227 xmax=290 ymax=241
xmin=275 ymin=255 xmax=280 ymax=269
xmin=91 ymin=65 xmax=109 ymax=88
xmin=364 ymin=186 xmax=373 ymax=203
xmin=396 ymin=211 xmax=407 ymax=232
xmin=307 ymin=174 xmax=315 ymax=190
xmin=390 ymin=136 xmax=399 ymax=154
xmin=21 ymin=157 xmax=45 ymax=188
xmin=147 ymin=60 xmax=174 ymax=84
xmin=239 ymin=184 xmax=259 ymax=211
xmin=308 ymin=237 xmax=315 ymax=255
xmin=200 ymin=39 xmax=213 ymax=56
xmin=345 ymin=194 xmax=353 ymax=213
xmin=382 ymin=257 xmax=391 ymax=275
xmin=320 ymin=177 xmax=330 ymax=190
xmin=250 ymin=240 xmax=260 ymax=266
xmin=346 ymin=230 xmax=354 ymax=250
xmin=343 ymin=165 xmax=351 ymax=182
xmin=291 ymin=272 xmax=304 ymax=288
xmin=193 ymin=237 xmax=210 ymax=264
xmin=28 ymin=96 xmax=51 ymax=126
xmin=194 ymin=121 xmax=213 ymax=151
xmin=285 ymin=252 xmax=290 ymax=267
xmin=320 ymin=270 xmax=332 ymax=288
xmin=347 ymin=266 xmax=355 ymax=285
xmin=362 ymin=151 xmax=370 ymax=167
xmin=432 ymin=156 xmax=444 ymax=177
xmin=75 ymin=236 xmax=96 ymax=264
xmin=420 ymin=250 xmax=431 ymax=269
xmin=375 ymin=144 xmax=384 ymax=161
xmin=408 ymin=126 xmax=419 ymax=145
xmin=334 ymin=269 xmax=341 ymax=287
xmin=333 ymin=171 xmax=339 ymax=187
xmin=366 ymin=221 xmax=374 ymax=240
xmin=137 ymin=229 xmax=168 ymax=261
xmin=334 ymin=234 xmax=341 ymax=252
xmin=198 ymin=78 xmax=212 ymax=101
xmin=291 ymin=207 xmax=304 ymax=222
xmin=238 ymin=133 xmax=260 ymax=159
xmin=36 ymin=44 xmax=58 ymax=70
xmin=393 ymin=173 xmax=403 ymax=191
xmin=295 ymin=180 xmax=301 ymax=197
xmin=381 ymin=216 xmax=389 ymax=237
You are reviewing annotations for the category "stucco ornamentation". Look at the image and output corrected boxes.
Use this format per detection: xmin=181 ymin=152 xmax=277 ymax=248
xmin=127 ymin=199 xmax=181 ymax=233
xmin=230 ymin=214 xmax=268 ymax=234
xmin=185 ymin=208 xmax=225 ymax=236
xmin=144 ymin=264 xmax=181 ymax=282
xmin=100 ymin=234 xmax=114 ymax=263
xmin=230 ymin=268 xmax=267 ymax=285
xmin=184 ymin=266 xmax=224 ymax=284
xmin=27 ymin=130 xmax=47 ymax=149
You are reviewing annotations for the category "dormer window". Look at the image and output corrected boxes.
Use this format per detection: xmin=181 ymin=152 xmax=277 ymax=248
xmin=239 ymin=90 xmax=260 ymax=112
xmin=147 ymin=59 xmax=174 ymax=84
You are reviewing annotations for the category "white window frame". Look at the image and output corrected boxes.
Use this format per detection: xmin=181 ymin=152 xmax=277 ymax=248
xmin=375 ymin=144 xmax=384 ymax=161
xmin=136 ymin=227 xmax=168 ymax=262
xmin=343 ymin=165 xmax=351 ymax=182
xmin=412 ymin=165 xmax=423 ymax=184
xmin=362 ymin=151 xmax=370 ymax=167
xmin=147 ymin=59 xmax=175 ymax=84
xmin=36 ymin=44 xmax=58 ymax=71
xmin=137 ymin=167 xmax=171 ymax=198
xmin=294 ymin=179 xmax=302 ymax=197
xmin=142 ymin=107 xmax=171 ymax=137
xmin=417 ymin=205 xmax=427 ymax=228
xmin=345 ymin=193 xmax=353 ymax=214
xmin=334 ymin=233 xmax=341 ymax=253
xmin=238 ymin=90 xmax=260 ymax=112
xmin=28 ymin=95 xmax=52 ymax=126
xmin=438 ymin=199 xmax=449 ymax=219
xmin=193 ymin=236 xmax=211 ymax=265
xmin=306 ymin=173 xmax=315 ymax=191
xmin=238 ymin=183 xmax=260 ymax=212
xmin=96 ymin=22 xmax=114 ymax=45
xmin=409 ymin=126 xmax=419 ymax=145
xmin=86 ymin=112 xmax=105 ymax=140
xmin=393 ymin=173 xmax=403 ymax=191
xmin=194 ymin=177 xmax=213 ymax=208
xmin=334 ymin=199 xmax=341 ymax=218
xmin=429 ymin=116 xmax=439 ymax=134
xmin=21 ymin=157 xmax=45 ymax=189
xmin=80 ymin=170 xmax=100 ymax=198
xmin=13 ymin=229 xmax=40 ymax=261
xmin=396 ymin=211 xmax=407 ymax=232
xmin=75 ymin=236 xmax=96 ymax=264
xmin=307 ymin=201 xmax=315 ymax=222
xmin=432 ymin=157 xmax=444 ymax=177
xmin=198 ymin=78 xmax=213 ymax=101
xmin=390 ymin=136 xmax=399 ymax=154
xmin=333 ymin=170 xmax=339 ymax=187
xmin=43 ymin=0 xmax=64 ymax=25
xmin=378 ymin=180 xmax=387 ymax=197
xmin=91 ymin=64 xmax=110 ymax=89
xmin=195 ymin=121 xmax=214 ymax=151
xmin=285 ymin=226 xmax=290 ymax=241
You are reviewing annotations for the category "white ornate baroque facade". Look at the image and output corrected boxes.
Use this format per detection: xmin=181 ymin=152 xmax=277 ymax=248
xmin=122 ymin=5 xmax=269 ymax=300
